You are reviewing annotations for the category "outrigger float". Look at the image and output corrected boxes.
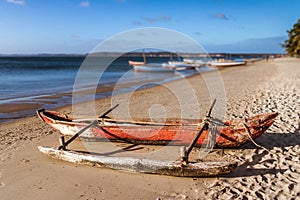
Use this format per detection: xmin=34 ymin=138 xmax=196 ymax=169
xmin=38 ymin=146 xmax=237 ymax=177
xmin=38 ymin=100 xmax=242 ymax=177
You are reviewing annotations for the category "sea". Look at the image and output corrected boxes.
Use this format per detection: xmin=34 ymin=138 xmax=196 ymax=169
xmin=0 ymin=55 xmax=211 ymax=123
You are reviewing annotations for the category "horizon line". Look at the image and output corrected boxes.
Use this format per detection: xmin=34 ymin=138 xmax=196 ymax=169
xmin=0 ymin=52 xmax=287 ymax=57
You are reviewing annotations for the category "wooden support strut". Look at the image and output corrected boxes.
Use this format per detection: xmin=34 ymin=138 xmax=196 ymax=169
xmin=58 ymin=120 xmax=98 ymax=150
xmin=58 ymin=104 xmax=119 ymax=150
xmin=181 ymin=99 xmax=216 ymax=165
xmin=59 ymin=136 xmax=66 ymax=150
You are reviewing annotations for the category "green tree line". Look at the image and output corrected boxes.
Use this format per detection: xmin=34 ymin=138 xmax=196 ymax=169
xmin=283 ymin=19 xmax=300 ymax=57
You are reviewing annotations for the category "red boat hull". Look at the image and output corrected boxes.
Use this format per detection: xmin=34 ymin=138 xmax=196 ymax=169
xmin=37 ymin=110 xmax=278 ymax=148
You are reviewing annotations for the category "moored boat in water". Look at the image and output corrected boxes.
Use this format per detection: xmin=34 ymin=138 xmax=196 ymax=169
xmin=128 ymin=60 xmax=145 ymax=66
xmin=162 ymin=62 xmax=197 ymax=70
xmin=133 ymin=63 xmax=175 ymax=73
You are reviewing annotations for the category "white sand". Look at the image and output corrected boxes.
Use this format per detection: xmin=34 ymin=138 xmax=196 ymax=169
xmin=0 ymin=57 xmax=299 ymax=199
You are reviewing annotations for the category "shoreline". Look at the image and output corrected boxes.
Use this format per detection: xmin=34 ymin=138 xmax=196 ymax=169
xmin=0 ymin=66 xmax=216 ymax=124
xmin=0 ymin=54 xmax=269 ymax=124
xmin=0 ymin=57 xmax=299 ymax=199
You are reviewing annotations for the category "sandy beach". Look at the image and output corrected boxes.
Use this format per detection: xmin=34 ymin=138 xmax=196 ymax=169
xmin=0 ymin=57 xmax=299 ymax=199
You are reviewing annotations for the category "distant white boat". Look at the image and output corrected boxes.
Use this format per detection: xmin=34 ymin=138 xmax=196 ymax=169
xmin=163 ymin=60 xmax=205 ymax=71
xmin=128 ymin=51 xmax=147 ymax=66
xmin=209 ymin=59 xmax=246 ymax=67
xmin=162 ymin=62 xmax=196 ymax=70
xmin=128 ymin=60 xmax=145 ymax=66
xmin=183 ymin=58 xmax=206 ymax=66
xmin=133 ymin=64 xmax=175 ymax=73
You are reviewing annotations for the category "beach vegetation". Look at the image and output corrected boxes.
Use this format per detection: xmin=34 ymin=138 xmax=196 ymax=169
xmin=283 ymin=19 xmax=300 ymax=57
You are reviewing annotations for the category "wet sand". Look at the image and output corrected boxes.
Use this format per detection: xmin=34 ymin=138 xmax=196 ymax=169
xmin=0 ymin=57 xmax=299 ymax=199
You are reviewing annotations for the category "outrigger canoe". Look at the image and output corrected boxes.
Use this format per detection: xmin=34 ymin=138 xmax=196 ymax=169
xmin=37 ymin=109 xmax=278 ymax=148
xmin=38 ymin=102 xmax=239 ymax=177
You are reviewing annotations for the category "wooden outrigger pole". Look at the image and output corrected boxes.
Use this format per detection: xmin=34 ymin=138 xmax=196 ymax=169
xmin=142 ymin=50 xmax=147 ymax=64
xmin=180 ymin=99 xmax=216 ymax=165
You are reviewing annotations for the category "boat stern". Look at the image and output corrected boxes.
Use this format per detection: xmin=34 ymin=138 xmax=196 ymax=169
xmin=36 ymin=109 xmax=46 ymax=122
xmin=246 ymin=112 xmax=279 ymax=139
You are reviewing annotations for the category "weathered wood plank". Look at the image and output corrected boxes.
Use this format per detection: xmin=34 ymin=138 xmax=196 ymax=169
xmin=38 ymin=146 xmax=237 ymax=177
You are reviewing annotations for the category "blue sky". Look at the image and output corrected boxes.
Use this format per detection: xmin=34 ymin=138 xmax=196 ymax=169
xmin=0 ymin=0 xmax=299 ymax=54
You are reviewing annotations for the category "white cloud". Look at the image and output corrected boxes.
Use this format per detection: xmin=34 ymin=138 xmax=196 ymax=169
xmin=6 ymin=0 xmax=25 ymax=5
xmin=80 ymin=0 xmax=89 ymax=7
xmin=214 ymin=13 xmax=228 ymax=20
xmin=144 ymin=17 xmax=157 ymax=23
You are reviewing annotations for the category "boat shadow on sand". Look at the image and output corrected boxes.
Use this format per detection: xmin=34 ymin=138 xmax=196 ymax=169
xmin=222 ymin=127 xmax=300 ymax=178
xmin=74 ymin=144 xmax=144 ymax=157
xmin=241 ymin=126 xmax=300 ymax=149
xmin=77 ymin=129 xmax=300 ymax=178
xmin=223 ymin=149 xmax=288 ymax=178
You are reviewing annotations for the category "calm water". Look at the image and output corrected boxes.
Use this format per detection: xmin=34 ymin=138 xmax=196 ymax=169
xmin=0 ymin=55 xmax=206 ymax=123
xmin=0 ymin=56 xmax=83 ymax=101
